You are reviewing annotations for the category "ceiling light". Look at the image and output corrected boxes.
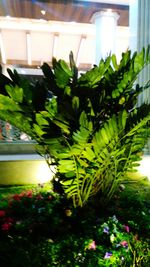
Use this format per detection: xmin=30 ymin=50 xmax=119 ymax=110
xmin=106 ymin=9 xmax=112 ymax=15
xmin=41 ymin=10 xmax=46 ymax=15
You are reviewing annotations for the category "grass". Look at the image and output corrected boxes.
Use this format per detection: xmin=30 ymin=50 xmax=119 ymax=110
xmin=0 ymin=183 xmax=52 ymax=200
xmin=0 ymin=177 xmax=150 ymax=212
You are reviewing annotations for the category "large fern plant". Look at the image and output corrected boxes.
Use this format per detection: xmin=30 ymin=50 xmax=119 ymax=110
xmin=0 ymin=47 xmax=150 ymax=207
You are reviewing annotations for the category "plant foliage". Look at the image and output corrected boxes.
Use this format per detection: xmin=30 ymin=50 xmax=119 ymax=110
xmin=0 ymin=47 xmax=150 ymax=206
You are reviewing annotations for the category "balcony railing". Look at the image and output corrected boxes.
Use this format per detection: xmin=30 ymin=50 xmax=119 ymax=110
xmin=0 ymin=120 xmax=149 ymax=155
xmin=0 ymin=120 xmax=31 ymax=142
xmin=0 ymin=120 xmax=38 ymax=157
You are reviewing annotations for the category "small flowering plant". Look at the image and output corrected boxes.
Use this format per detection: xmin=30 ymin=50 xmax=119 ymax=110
xmin=0 ymin=189 xmax=72 ymax=237
xmin=96 ymin=215 xmax=132 ymax=264
xmin=79 ymin=216 xmax=130 ymax=266
xmin=99 ymin=215 xmax=130 ymax=247
xmin=81 ymin=215 xmax=149 ymax=266
xmin=0 ymin=190 xmax=149 ymax=266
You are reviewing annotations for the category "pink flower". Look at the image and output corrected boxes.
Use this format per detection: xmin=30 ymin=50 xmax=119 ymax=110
xmin=1 ymin=222 xmax=12 ymax=231
xmin=88 ymin=240 xmax=96 ymax=250
xmin=0 ymin=210 xmax=5 ymax=217
xmin=123 ymin=225 xmax=130 ymax=233
xmin=120 ymin=241 xmax=128 ymax=248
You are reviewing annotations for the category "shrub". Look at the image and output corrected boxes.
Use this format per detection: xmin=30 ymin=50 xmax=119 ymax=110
xmin=0 ymin=48 xmax=150 ymax=206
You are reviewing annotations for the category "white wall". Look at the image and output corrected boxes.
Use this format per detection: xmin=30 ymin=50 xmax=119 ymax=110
xmin=0 ymin=17 xmax=129 ymax=72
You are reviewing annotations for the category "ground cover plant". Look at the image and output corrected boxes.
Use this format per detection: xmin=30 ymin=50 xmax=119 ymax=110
xmin=0 ymin=180 xmax=150 ymax=266
xmin=0 ymin=47 xmax=150 ymax=266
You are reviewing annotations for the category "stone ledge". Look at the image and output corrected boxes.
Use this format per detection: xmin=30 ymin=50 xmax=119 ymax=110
xmin=0 ymin=154 xmax=43 ymax=161
xmin=0 ymin=141 xmax=37 ymax=155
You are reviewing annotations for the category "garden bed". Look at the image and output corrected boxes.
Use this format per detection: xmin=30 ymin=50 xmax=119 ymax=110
xmin=0 ymin=179 xmax=150 ymax=267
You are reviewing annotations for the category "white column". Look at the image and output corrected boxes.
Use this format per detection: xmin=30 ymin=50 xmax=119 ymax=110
xmin=129 ymin=0 xmax=138 ymax=52
xmin=129 ymin=0 xmax=150 ymax=153
xmin=91 ymin=10 xmax=119 ymax=65
xmin=129 ymin=0 xmax=150 ymax=105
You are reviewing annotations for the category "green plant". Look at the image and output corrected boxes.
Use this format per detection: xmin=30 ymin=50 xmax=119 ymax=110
xmin=0 ymin=192 xmax=150 ymax=267
xmin=109 ymin=181 xmax=150 ymax=237
xmin=0 ymin=48 xmax=150 ymax=206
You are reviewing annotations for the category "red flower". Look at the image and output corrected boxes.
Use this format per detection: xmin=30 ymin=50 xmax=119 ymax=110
xmin=1 ymin=222 xmax=12 ymax=231
xmin=13 ymin=194 xmax=21 ymax=201
xmin=19 ymin=192 xmax=26 ymax=198
xmin=25 ymin=191 xmax=32 ymax=198
xmin=13 ymin=190 xmax=33 ymax=200
xmin=0 ymin=210 xmax=5 ymax=217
